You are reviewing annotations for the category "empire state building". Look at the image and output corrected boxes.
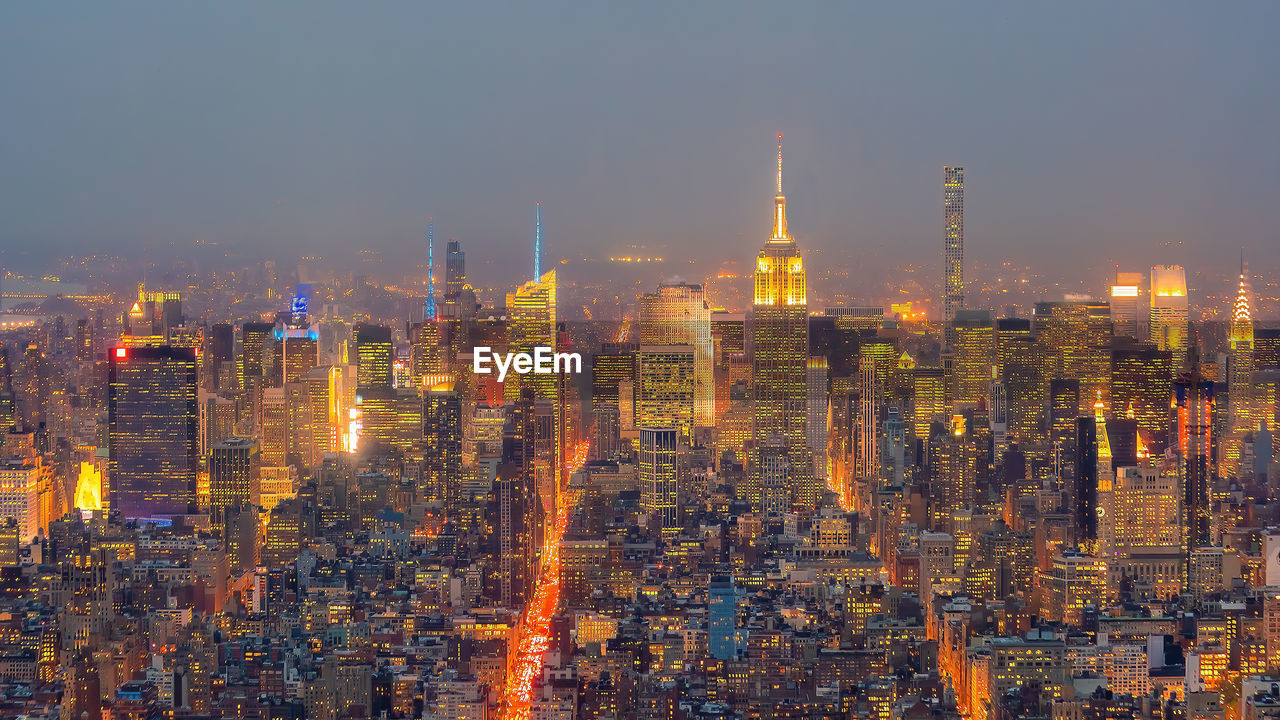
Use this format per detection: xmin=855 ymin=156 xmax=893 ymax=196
xmin=749 ymin=135 xmax=816 ymax=511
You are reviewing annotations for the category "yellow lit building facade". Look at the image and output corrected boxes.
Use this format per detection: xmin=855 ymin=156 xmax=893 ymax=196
xmin=750 ymin=136 xmax=812 ymax=511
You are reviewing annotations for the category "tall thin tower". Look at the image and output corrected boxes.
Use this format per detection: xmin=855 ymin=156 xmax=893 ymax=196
xmin=424 ymin=219 xmax=437 ymax=321
xmin=749 ymin=134 xmax=813 ymax=511
xmin=534 ymin=202 xmax=543 ymax=281
xmin=1226 ymin=254 xmax=1255 ymax=474
xmin=944 ymin=166 xmax=965 ymax=345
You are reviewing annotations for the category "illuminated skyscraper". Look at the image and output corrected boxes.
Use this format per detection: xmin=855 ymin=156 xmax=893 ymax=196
xmin=208 ymin=322 xmax=234 ymax=391
xmin=1034 ymin=299 xmax=1113 ymax=414
xmin=424 ymin=219 xmax=437 ymax=322
xmin=445 ymin=237 xmax=466 ymax=299
xmin=0 ymin=462 xmax=39 ymax=542
xmin=929 ymin=417 xmax=978 ymax=532
xmin=1175 ymin=366 xmax=1214 ymax=562
xmin=912 ymin=367 xmax=947 ymax=441
xmin=943 ymin=166 xmax=965 ymax=342
xmin=354 ymin=324 xmax=394 ymax=390
xmin=638 ymin=426 xmax=679 ymax=539
xmin=1110 ymin=344 xmax=1173 ymax=454
xmin=996 ymin=320 xmax=1043 ymax=446
xmin=1097 ymin=465 xmax=1183 ymax=598
xmin=296 ymin=365 xmax=345 ymax=468
xmin=750 ymin=135 xmax=813 ymax=510
xmin=855 ymin=355 xmax=879 ymax=492
xmin=209 ymin=437 xmax=261 ymax=520
xmin=828 ymin=375 xmax=857 ymax=508
xmin=591 ymin=345 xmax=636 ymax=458
xmin=952 ymin=310 xmax=996 ymax=408
xmin=281 ymin=325 xmax=318 ymax=385
xmin=806 ymin=357 xmax=829 ymax=483
xmin=124 ymin=283 xmax=183 ymax=344
xmin=358 ymin=387 xmax=421 ymax=456
xmin=1048 ymin=378 xmax=1080 ymax=482
xmin=506 ymin=269 xmax=557 ymax=400
xmin=423 ymin=383 xmax=461 ymax=514
xmin=1150 ymin=265 xmax=1189 ymax=354
xmin=108 ymin=345 xmax=199 ymax=519
xmin=1110 ymin=271 xmax=1144 ymax=339
xmin=1226 ymin=267 xmax=1255 ymax=475
xmin=711 ymin=312 xmax=747 ymax=424
xmin=484 ymin=388 xmax=538 ymax=608
xmin=989 ymin=371 xmax=1008 ymax=456
xmin=411 ymin=319 xmax=442 ymax=380
xmin=239 ymin=322 xmax=275 ymax=391
xmin=1040 ymin=550 xmax=1106 ymax=626
xmin=638 ymin=283 xmax=714 ymax=426
xmin=636 ymin=346 xmax=695 ymax=439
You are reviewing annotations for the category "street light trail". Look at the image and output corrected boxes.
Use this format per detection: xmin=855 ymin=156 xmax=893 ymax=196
xmin=497 ymin=438 xmax=591 ymax=720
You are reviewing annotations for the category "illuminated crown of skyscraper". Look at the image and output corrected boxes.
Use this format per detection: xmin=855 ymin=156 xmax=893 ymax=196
xmin=772 ymin=133 xmax=788 ymax=242
xmin=1231 ymin=270 xmax=1252 ymax=338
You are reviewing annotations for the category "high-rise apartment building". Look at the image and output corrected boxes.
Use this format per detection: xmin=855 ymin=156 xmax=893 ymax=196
xmin=751 ymin=136 xmax=812 ymax=510
xmin=943 ymin=166 xmax=965 ymax=343
xmin=109 ymin=345 xmax=199 ymax=519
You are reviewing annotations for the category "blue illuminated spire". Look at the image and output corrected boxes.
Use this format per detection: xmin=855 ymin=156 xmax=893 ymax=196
xmin=424 ymin=218 xmax=437 ymax=321
xmin=534 ymin=202 xmax=542 ymax=281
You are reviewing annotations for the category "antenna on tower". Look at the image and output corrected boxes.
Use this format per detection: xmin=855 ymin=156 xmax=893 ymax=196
xmin=534 ymin=202 xmax=543 ymax=281
xmin=777 ymin=133 xmax=784 ymax=194
xmin=424 ymin=219 xmax=437 ymax=322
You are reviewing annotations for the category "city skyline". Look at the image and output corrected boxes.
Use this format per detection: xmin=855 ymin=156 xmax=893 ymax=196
xmin=3 ymin=3 xmax=1280 ymax=285
xmin=3 ymin=6 xmax=1280 ymax=720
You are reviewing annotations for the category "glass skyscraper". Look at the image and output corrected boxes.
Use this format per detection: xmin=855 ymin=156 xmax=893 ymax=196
xmin=108 ymin=345 xmax=199 ymax=519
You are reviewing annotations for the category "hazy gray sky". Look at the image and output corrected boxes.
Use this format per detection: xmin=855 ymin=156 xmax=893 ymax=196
xmin=2 ymin=2 xmax=1278 ymax=287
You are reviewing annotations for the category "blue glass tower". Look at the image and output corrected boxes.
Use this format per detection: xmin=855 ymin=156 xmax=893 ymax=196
xmin=708 ymin=574 xmax=737 ymax=660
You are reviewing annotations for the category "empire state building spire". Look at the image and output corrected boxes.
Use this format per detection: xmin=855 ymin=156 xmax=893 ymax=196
xmin=772 ymin=133 xmax=788 ymax=241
